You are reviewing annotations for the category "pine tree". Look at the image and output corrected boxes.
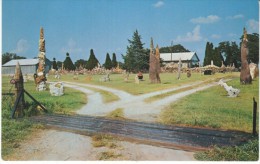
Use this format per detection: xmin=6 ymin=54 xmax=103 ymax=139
xmin=52 ymin=58 xmax=58 ymax=70
xmin=122 ymin=30 xmax=148 ymax=72
xmin=111 ymin=53 xmax=117 ymax=68
xmin=63 ymin=52 xmax=76 ymax=70
xmin=103 ymin=53 xmax=112 ymax=69
xmin=86 ymin=49 xmax=99 ymax=70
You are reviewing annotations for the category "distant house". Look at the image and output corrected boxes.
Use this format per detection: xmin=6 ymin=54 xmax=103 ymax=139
xmin=2 ymin=58 xmax=52 ymax=75
xmin=160 ymin=52 xmax=200 ymax=68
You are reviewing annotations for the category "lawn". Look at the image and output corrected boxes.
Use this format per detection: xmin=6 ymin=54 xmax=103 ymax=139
xmin=159 ymin=77 xmax=259 ymax=133
xmin=47 ymin=72 xmax=239 ymax=95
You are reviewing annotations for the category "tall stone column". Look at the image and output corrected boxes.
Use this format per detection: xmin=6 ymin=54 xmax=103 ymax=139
xmin=14 ymin=62 xmax=25 ymax=117
xmin=35 ymin=27 xmax=47 ymax=91
xmin=149 ymin=37 xmax=161 ymax=83
xmin=240 ymin=28 xmax=252 ymax=84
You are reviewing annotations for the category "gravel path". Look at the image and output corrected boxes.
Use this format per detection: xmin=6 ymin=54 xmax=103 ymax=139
xmin=64 ymin=80 xmax=222 ymax=122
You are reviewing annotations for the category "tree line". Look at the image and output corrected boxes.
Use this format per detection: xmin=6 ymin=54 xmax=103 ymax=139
xmin=2 ymin=31 xmax=258 ymax=71
xmin=204 ymin=33 xmax=259 ymax=67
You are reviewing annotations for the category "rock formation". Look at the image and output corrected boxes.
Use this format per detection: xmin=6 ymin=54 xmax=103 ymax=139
xmin=240 ymin=28 xmax=252 ymax=84
xmin=177 ymin=58 xmax=182 ymax=80
xmin=34 ymin=27 xmax=47 ymax=91
xmin=49 ymin=82 xmax=64 ymax=96
xmin=249 ymin=63 xmax=259 ymax=80
xmin=149 ymin=38 xmax=161 ymax=83
xmin=218 ymin=79 xmax=240 ymax=97
xmin=14 ymin=62 xmax=25 ymax=117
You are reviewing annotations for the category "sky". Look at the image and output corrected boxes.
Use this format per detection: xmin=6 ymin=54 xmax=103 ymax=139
xmin=2 ymin=0 xmax=259 ymax=64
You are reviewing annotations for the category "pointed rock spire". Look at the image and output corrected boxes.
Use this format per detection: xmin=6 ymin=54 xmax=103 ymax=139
xmin=150 ymin=37 xmax=154 ymax=55
xmin=155 ymin=44 xmax=160 ymax=59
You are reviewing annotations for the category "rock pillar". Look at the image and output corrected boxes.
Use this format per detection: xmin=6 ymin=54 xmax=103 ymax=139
xmin=149 ymin=38 xmax=161 ymax=83
xmin=35 ymin=27 xmax=47 ymax=91
xmin=240 ymin=28 xmax=252 ymax=84
xmin=14 ymin=62 xmax=25 ymax=117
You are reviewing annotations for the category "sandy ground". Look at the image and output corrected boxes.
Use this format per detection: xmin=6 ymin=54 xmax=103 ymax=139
xmin=5 ymin=129 xmax=195 ymax=161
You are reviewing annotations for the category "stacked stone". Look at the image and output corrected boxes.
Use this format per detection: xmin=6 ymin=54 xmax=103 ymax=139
xmin=149 ymin=38 xmax=161 ymax=83
xmin=240 ymin=28 xmax=252 ymax=84
xmin=35 ymin=27 xmax=47 ymax=91
xmin=14 ymin=62 xmax=25 ymax=117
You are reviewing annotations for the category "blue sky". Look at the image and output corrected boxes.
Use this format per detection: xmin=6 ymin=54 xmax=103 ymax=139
xmin=2 ymin=0 xmax=259 ymax=64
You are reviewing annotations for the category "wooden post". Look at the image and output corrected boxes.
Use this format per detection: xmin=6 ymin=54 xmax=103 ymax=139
xmin=253 ymin=97 xmax=257 ymax=136
xmin=13 ymin=62 xmax=25 ymax=117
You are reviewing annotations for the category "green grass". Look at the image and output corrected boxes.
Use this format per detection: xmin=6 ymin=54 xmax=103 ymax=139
xmin=106 ymin=108 xmax=125 ymax=120
xmin=92 ymin=134 xmax=118 ymax=148
xmin=159 ymin=77 xmax=259 ymax=132
xmin=194 ymin=139 xmax=259 ymax=161
xmin=98 ymin=151 xmax=121 ymax=160
xmin=47 ymin=72 xmax=239 ymax=95
xmin=1 ymin=76 xmax=87 ymax=158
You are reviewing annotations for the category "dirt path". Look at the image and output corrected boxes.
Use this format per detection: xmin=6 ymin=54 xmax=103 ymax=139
xmin=6 ymin=129 xmax=195 ymax=161
xmin=64 ymin=80 xmax=221 ymax=122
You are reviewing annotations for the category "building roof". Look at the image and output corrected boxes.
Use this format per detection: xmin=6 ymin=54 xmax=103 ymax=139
xmin=160 ymin=52 xmax=199 ymax=62
xmin=3 ymin=59 xmax=39 ymax=66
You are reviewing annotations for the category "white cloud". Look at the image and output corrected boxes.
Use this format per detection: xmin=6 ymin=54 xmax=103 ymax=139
xmin=153 ymin=1 xmax=164 ymax=8
xmin=190 ymin=15 xmax=220 ymax=24
xmin=247 ymin=19 xmax=259 ymax=33
xmin=61 ymin=38 xmax=82 ymax=54
xmin=11 ymin=39 xmax=29 ymax=54
xmin=211 ymin=34 xmax=221 ymax=39
xmin=173 ymin=25 xmax=203 ymax=42
xmin=226 ymin=14 xmax=244 ymax=19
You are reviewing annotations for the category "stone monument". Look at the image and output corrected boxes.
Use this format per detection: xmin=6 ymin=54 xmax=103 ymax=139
xmin=14 ymin=62 xmax=25 ymax=117
xmin=49 ymin=82 xmax=64 ymax=96
xmin=149 ymin=38 xmax=161 ymax=83
xmin=177 ymin=58 xmax=182 ymax=80
xmin=218 ymin=79 xmax=240 ymax=97
xmin=240 ymin=28 xmax=252 ymax=84
xmin=34 ymin=27 xmax=47 ymax=91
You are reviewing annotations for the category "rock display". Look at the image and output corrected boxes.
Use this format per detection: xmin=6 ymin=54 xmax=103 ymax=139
xmin=34 ymin=27 xmax=47 ymax=91
xmin=100 ymin=74 xmax=110 ymax=82
xmin=14 ymin=62 xmax=25 ymax=116
xmin=240 ymin=28 xmax=252 ymax=84
xmin=49 ymin=82 xmax=64 ymax=96
xmin=135 ymin=75 xmax=140 ymax=84
xmin=218 ymin=79 xmax=240 ymax=97
xmin=149 ymin=38 xmax=161 ymax=83
xmin=249 ymin=63 xmax=259 ymax=79
xmin=177 ymin=58 xmax=182 ymax=80
xmin=187 ymin=69 xmax=191 ymax=78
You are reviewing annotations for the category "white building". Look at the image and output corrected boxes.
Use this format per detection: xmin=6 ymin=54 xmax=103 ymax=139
xmin=160 ymin=52 xmax=200 ymax=68
xmin=2 ymin=59 xmax=52 ymax=75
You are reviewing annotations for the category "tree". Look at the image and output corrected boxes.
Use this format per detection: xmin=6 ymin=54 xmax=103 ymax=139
xmin=159 ymin=44 xmax=190 ymax=53
xmin=103 ymin=53 xmax=113 ymax=69
xmin=203 ymin=42 xmax=214 ymax=66
xmin=57 ymin=61 xmax=62 ymax=69
xmin=75 ymin=59 xmax=87 ymax=69
xmin=212 ymin=48 xmax=223 ymax=67
xmin=52 ymin=58 xmax=58 ymax=70
xmin=2 ymin=52 xmax=26 ymax=65
xmin=111 ymin=53 xmax=117 ymax=68
xmin=86 ymin=49 xmax=99 ymax=70
xmin=122 ymin=30 xmax=149 ymax=72
xmin=63 ymin=52 xmax=76 ymax=70
xmin=218 ymin=41 xmax=240 ymax=67
xmin=241 ymin=33 xmax=259 ymax=64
